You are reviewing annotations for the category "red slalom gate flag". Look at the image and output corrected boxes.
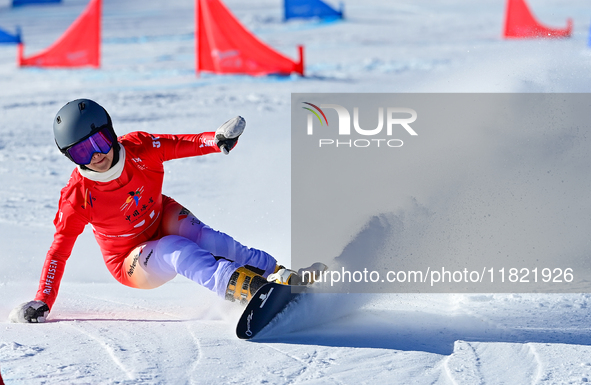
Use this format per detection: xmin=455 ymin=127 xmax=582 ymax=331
xmin=196 ymin=0 xmax=304 ymax=76
xmin=18 ymin=0 xmax=101 ymax=67
xmin=503 ymin=0 xmax=572 ymax=39
xmin=0 ymin=367 xmax=4 ymax=385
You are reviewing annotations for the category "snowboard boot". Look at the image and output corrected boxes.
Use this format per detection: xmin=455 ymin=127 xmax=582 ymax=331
xmin=225 ymin=266 xmax=268 ymax=304
xmin=267 ymin=263 xmax=328 ymax=286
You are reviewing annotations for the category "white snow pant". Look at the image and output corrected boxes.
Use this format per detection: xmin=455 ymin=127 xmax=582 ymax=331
xmin=122 ymin=200 xmax=277 ymax=298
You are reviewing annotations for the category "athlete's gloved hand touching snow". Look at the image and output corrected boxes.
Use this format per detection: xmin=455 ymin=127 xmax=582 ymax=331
xmin=214 ymin=116 xmax=245 ymax=154
xmin=9 ymin=300 xmax=50 ymax=323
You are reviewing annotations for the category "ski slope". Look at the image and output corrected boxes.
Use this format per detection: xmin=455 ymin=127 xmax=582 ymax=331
xmin=2 ymin=0 xmax=591 ymax=383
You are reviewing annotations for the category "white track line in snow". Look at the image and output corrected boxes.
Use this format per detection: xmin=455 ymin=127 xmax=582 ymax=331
xmin=442 ymin=355 xmax=461 ymax=385
xmin=184 ymin=323 xmax=204 ymax=385
xmin=64 ymin=323 xmax=135 ymax=381
xmin=443 ymin=341 xmax=483 ymax=385
xmin=527 ymin=343 xmax=544 ymax=384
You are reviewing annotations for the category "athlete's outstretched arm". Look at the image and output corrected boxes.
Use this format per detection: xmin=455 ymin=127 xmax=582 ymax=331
xmin=10 ymin=193 xmax=87 ymax=323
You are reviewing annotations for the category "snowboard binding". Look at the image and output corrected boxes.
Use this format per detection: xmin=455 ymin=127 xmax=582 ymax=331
xmin=267 ymin=263 xmax=328 ymax=286
xmin=225 ymin=263 xmax=328 ymax=304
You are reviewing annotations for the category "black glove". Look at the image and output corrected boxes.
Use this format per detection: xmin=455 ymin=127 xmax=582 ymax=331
xmin=9 ymin=300 xmax=50 ymax=323
xmin=214 ymin=116 xmax=245 ymax=155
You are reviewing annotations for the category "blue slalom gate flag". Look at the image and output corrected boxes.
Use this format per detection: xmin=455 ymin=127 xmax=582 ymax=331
xmin=284 ymin=0 xmax=344 ymax=21
xmin=0 ymin=26 xmax=21 ymax=44
xmin=12 ymin=0 xmax=61 ymax=6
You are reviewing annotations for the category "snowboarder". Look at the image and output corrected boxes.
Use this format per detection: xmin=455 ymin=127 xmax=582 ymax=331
xmin=9 ymin=99 xmax=324 ymax=323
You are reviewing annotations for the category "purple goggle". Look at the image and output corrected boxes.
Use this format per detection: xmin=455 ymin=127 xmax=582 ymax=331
xmin=65 ymin=127 xmax=114 ymax=165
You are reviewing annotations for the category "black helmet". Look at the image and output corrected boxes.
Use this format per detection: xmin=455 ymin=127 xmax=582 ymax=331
xmin=53 ymin=99 xmax=119 ymax=167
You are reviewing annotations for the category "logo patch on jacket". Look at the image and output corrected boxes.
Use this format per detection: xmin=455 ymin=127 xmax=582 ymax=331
xmin=121 ymin=186 xmax=144 ymax=212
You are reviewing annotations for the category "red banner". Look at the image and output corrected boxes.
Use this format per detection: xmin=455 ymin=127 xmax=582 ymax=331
xmin=18 ymin=0 xmax=101 ymax=67
xmin=503 ymin=0 xmax=571 ymax=39
xmin=196 ymin=0 xmax=303 ymax=76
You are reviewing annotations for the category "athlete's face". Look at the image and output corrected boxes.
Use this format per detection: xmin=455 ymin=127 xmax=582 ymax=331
xmin=85 ymin=147 xmax=114 ymax=173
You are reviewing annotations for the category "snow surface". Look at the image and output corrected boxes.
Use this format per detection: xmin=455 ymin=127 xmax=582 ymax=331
xmin=1 ymin=0 xmax=591 ymax=383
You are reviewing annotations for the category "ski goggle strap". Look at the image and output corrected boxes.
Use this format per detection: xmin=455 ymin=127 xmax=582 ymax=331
xmin=65 ymin=127 xmax=114 ymax=165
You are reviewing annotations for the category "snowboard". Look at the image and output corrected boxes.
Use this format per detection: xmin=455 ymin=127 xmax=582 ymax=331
xmin=236 ymin=282 xmax=305 ymax=340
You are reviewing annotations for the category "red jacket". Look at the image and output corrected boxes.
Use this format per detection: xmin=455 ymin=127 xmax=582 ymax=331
xmin=35 ymin=131 xmax=221 ymax=308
